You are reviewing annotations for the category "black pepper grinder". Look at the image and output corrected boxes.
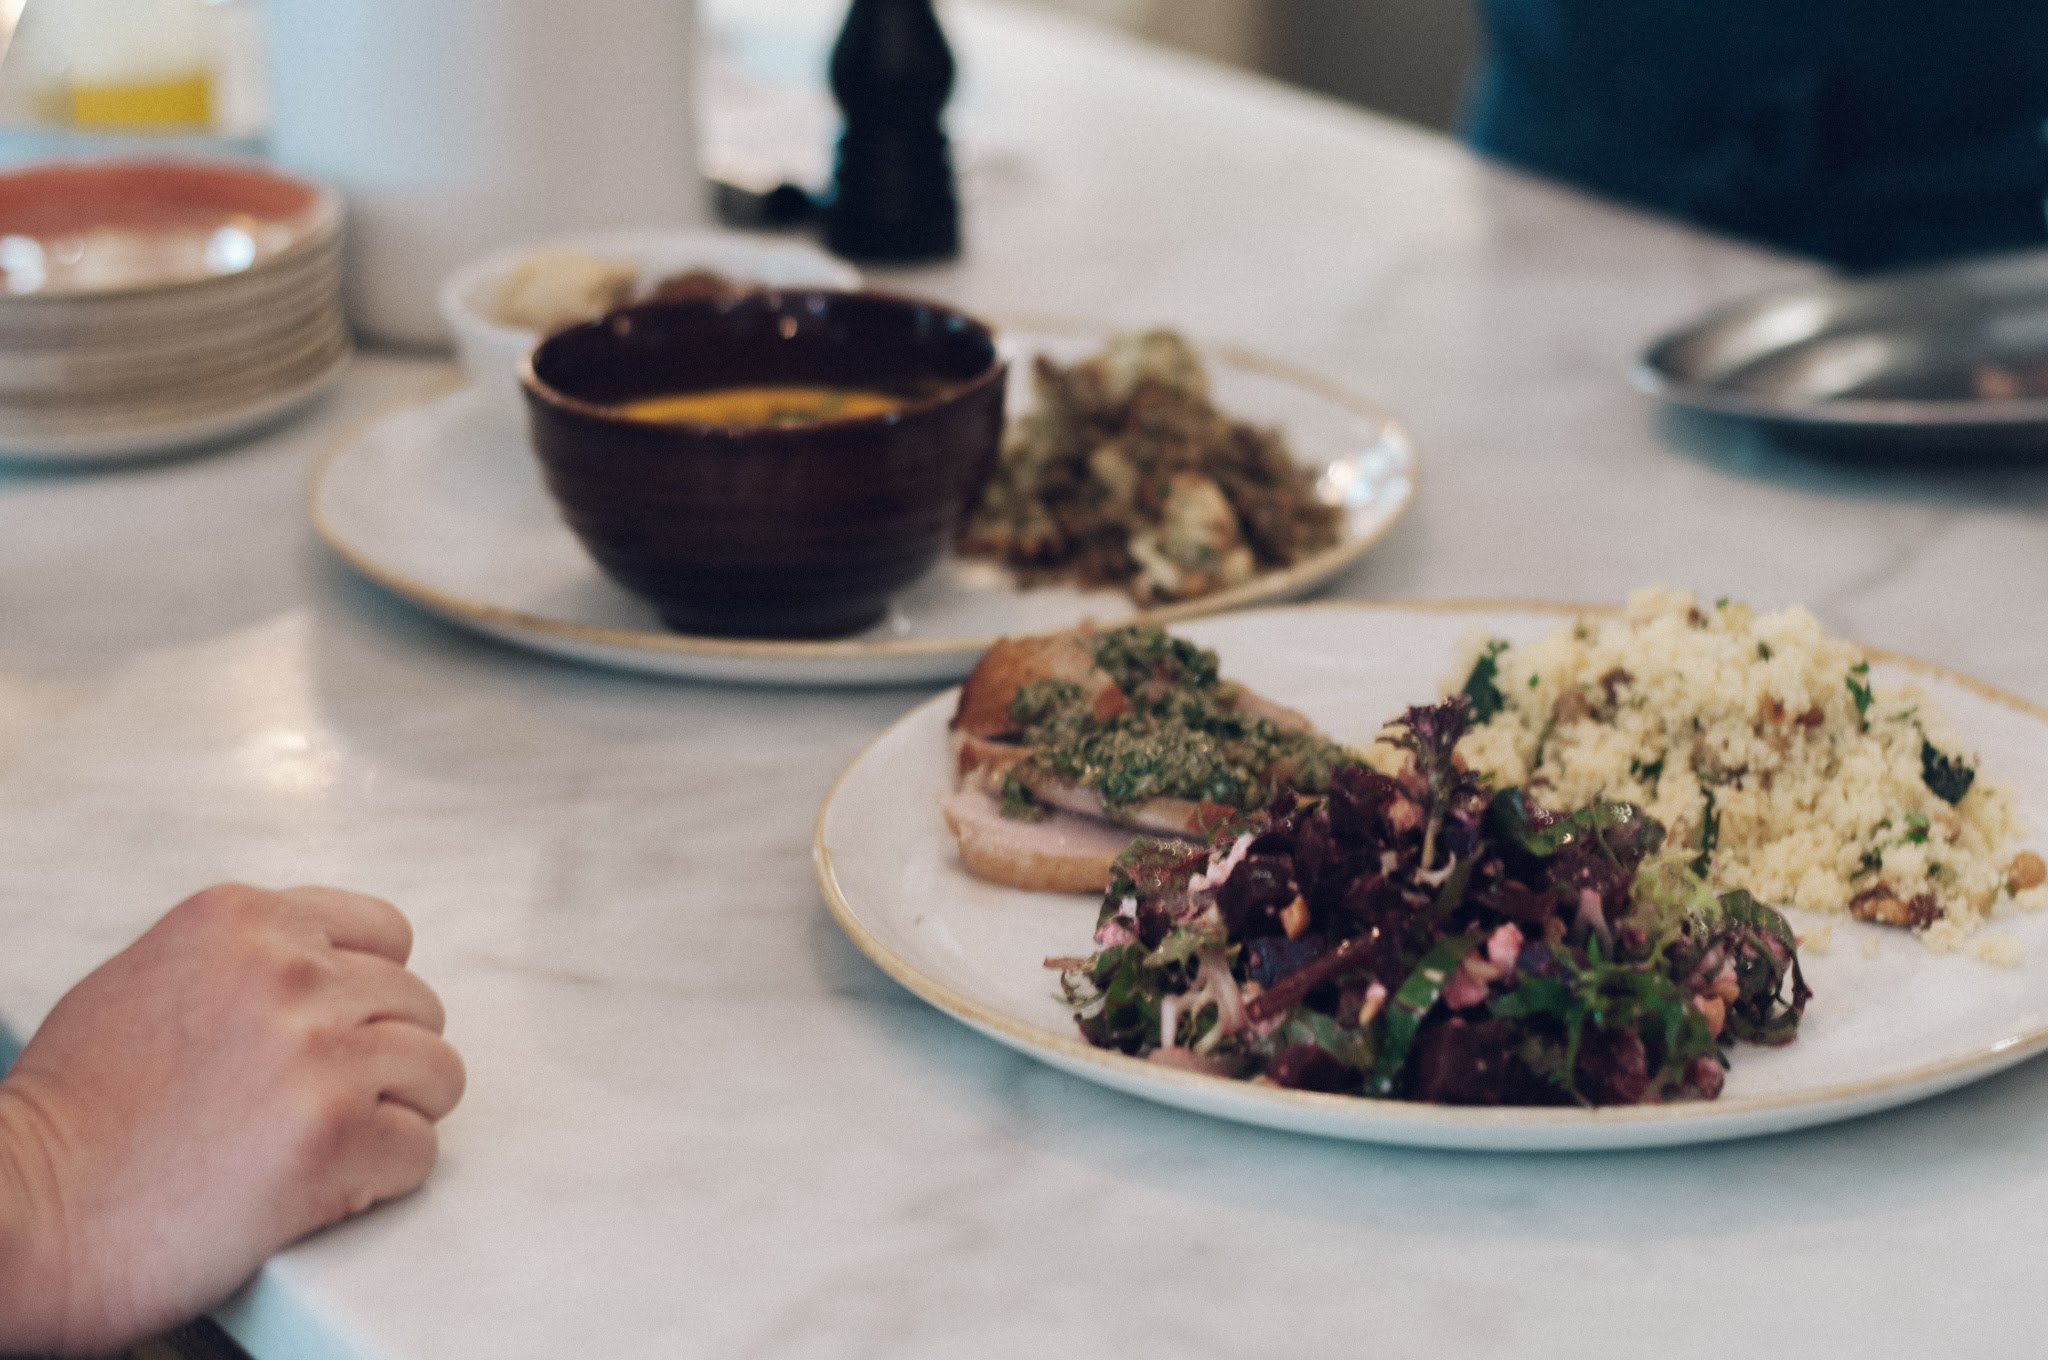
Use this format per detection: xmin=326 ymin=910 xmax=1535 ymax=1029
xmin=824 ymin=0 xmax=961 ymax=263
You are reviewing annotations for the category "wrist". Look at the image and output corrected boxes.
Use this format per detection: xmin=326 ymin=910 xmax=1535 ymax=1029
xmin=0 ymin=1076 xmax=82 ymax=1352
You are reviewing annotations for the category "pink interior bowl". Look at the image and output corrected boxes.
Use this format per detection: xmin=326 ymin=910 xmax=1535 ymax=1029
xmin=0 ymin=159 xmax=341 ymax=297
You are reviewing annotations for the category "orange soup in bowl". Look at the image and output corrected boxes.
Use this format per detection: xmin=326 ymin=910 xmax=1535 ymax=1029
xmin=615 ymin=384 xmax=908 ymax=427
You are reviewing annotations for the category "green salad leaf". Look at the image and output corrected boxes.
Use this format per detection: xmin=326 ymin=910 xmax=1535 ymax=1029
xmin=1922 ymin=740 xmax=1977 ymax=805
xmin=1460 ymin=639 xmax=1511 ymax=724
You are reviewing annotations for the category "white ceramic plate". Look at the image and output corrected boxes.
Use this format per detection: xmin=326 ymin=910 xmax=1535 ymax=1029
xmin=310 ymin=330 xmax=1417 ymax=686
xmin=814 ymin=602 xmax=2048 ymax=1151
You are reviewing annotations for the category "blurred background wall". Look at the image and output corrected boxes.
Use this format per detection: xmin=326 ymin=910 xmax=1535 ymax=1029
xmin=0 ymin=0 xmax=1478 ymax=141
xmin=1014 ymin=0 xmax=1480 ymax=131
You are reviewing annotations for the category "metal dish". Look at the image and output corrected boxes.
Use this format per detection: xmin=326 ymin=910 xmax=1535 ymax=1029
xmin=1636 ymin=249 xmax=2048 ymax=452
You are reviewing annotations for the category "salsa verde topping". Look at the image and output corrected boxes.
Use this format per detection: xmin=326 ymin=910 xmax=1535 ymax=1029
xmin=1002 ymin=626 xmax=1346 ymax=817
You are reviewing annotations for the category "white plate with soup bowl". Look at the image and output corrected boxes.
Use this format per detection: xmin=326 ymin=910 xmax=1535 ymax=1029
xmin=310 ymin=325 xmax=1418 ymax=685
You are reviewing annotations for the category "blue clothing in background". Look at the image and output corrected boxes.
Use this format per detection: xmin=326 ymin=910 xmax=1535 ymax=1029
xmin=1463 ymin=1 xmax=2048 ymax=269
xmin=0 ymin=1021 xmax=18 ymax=1074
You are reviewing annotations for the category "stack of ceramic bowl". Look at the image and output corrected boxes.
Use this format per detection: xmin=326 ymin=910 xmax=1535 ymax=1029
xmin=0 ymin=159 xmax=350 ymax=463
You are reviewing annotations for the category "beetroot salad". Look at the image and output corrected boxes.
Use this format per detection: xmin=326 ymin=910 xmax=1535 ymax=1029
xmin=1051 ymin=696 xmax=1811 ymax=1106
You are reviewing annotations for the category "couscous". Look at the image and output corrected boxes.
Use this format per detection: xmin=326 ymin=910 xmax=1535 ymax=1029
xmin=1447 ymin=588 xmax=2046 ymax=952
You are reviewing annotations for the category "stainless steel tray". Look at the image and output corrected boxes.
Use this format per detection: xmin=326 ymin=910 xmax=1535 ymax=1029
xmin=1636 ymin=249 xmax=2048 ymax=452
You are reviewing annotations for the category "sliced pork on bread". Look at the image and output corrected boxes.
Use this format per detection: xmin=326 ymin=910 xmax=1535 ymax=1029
xmin=942 ymin=625 xmax=1344 ymax=893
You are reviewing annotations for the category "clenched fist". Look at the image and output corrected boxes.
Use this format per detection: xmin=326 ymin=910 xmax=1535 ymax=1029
xmin=0 ymin=884 xmax=466 ymax=1355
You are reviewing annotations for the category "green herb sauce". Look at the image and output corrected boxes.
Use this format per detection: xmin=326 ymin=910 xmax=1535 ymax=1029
xmin=1008 ymin=627 xmax=1345 ymax=815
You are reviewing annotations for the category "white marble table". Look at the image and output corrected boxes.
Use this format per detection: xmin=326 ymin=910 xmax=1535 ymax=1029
xmin=4 ymin=4 xmax=2048 ymax=1357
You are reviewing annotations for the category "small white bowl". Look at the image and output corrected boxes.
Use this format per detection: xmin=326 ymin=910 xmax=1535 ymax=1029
xmin=436 ymin=228 xmax=861 ymax=422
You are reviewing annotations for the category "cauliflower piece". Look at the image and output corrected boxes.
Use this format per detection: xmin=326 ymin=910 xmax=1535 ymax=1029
xmin=1091 ymin=330 xmax=1209 ymax=405
xmin=1129 ymin=473 xmax=1256 ymax=602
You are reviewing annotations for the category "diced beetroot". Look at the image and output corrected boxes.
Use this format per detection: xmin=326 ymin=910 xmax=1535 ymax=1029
xmin=1291 ymin=813 xmax=1334 ymax=903
xmin=1574 ymin=1026 xmax=1651 ymax=1106
xmin=1548 ymin=844 xmax=1632 ymax=941
xmin=1242 ymin=933 xmax=1328 ymax=990
xmin=1266 ymin=1043 xmax=1359 ymax=1094
xmin=1218 ymin=853 xmax=1297 ymax=938
xmin=1134 ymin=897 xmax=1172 ymax=948
xmin=1410 ymin=1018 xmax=1553 ymax=1104
xmin=1327 ymin=765 xmax=1409 ymax=845
xmin=1479 ymin=878 xmax=1558 ymax=929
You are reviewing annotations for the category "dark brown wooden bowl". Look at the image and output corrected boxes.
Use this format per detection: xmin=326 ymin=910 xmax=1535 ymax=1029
xmin=521 ymin=291 xmax=1005 ymax=638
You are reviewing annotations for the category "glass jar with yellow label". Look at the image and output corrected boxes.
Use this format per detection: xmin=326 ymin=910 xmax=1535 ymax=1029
xmin=6 ymin=0 xmax=265 ymax=135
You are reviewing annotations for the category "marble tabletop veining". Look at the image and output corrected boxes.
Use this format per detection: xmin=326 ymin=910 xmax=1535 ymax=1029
xmin=3 ymin=3 xmax=2047 ymax=1357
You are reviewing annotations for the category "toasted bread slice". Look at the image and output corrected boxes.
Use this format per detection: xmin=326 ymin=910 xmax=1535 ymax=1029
xmin=942 ymin=787 xmax=1141 ymax=894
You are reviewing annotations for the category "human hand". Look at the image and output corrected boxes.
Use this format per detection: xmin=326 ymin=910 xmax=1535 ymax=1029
xmin=0 ymin=883 xmax=466 ymax=1355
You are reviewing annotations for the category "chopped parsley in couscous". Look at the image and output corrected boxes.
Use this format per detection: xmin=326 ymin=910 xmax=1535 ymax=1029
xmin=1446 ymin=588 xmax=2047 ymax=954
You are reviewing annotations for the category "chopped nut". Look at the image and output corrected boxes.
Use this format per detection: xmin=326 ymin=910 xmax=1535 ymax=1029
xmin=1278 ymin=894 xmax=1310 ymax=940
xmin=1552 ymin=689 xmax=1593 ymax=724
xmin=2010 ymin=851 xmax=2046 ymax=891
xmin=1848 ymin=884 xmax=1942 ymax=930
